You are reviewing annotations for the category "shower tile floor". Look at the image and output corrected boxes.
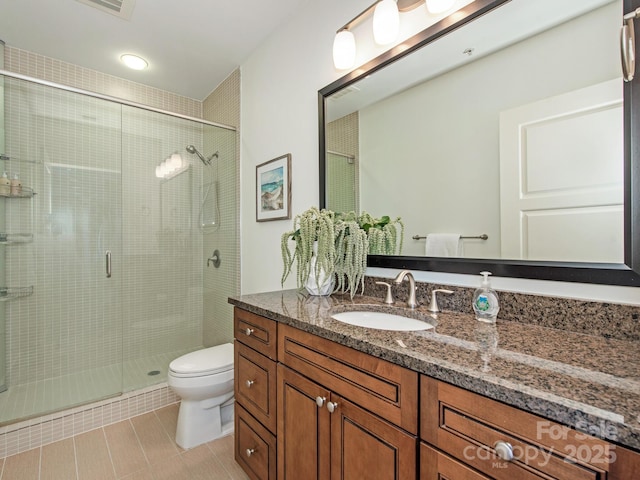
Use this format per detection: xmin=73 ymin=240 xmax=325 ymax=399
xmin=0 ymin=403 xmax=249 ymax=480
xmin=0 ymin=350 xmax=192 ymax=425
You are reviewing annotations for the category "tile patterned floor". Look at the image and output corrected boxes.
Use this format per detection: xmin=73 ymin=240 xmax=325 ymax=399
xmin=0 ymin=403 xmax=249 ymax=480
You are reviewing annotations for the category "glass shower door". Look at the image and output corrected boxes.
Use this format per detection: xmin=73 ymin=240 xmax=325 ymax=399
xmin=0 ymin=77 xmax=123 ymax=423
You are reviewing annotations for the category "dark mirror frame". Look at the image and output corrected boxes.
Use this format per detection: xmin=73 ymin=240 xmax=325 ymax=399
xmin=319 ymin=0 xmax=640 ymax=286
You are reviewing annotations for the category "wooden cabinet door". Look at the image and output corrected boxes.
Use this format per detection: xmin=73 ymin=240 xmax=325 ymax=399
xmin=277 ymin=364 xmax=331 ymax=480
xmin=420 ymin=443 xmax=490 ymax=480
xmin=330 ymin=394 xmax=417 ymax=480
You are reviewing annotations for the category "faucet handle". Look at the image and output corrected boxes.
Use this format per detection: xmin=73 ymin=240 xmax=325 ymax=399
xmin=375 ymin=281 xmax=395 ymax=304
xmin=428 ymin=289 xmax=453 ymax=313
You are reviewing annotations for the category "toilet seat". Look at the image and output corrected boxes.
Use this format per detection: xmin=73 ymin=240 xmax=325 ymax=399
xmin=169 ymin=343 xmax=234 ymax=378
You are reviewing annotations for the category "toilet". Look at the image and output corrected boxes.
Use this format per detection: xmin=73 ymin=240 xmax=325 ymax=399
xmin=167 ymin=342 xmax=235 ymax=449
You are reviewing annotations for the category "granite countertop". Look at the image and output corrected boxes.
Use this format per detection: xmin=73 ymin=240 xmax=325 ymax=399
xmin=228 ymin=289 xmax=640 ymax=451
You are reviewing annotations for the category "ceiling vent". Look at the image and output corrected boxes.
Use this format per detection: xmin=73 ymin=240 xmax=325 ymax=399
xmin=75 ymin=0 xmax=136 ymax=20
xmin=330 ymin=85 xmax=361 ymax=100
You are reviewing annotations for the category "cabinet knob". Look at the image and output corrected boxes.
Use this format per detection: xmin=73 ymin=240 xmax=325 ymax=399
xmin=245 ymin=380 xmax=254 ymax=388
xmin=246 ymin=448 xmax=255 ymax=457
xmin=494 ymin=441 xmax=514 ymax=462
xmin=244 ymin=328 xmax=254 ymax=336
xmin=315 ymin=396 xmax=326 ymax=408
xmin=326 ymin=401 xmax=338 ymax=413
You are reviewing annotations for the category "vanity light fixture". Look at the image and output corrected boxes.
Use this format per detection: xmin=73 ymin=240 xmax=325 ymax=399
xmin=373 ymin=0 xmax=400 ymax=45
xmin=156 ymin=153 xmax=188 ymax=180
xmin=333 ymin=30 xmax=357 ymax=70
xmin=332 ymin=0 xmax=398 ymax=70
xmin=425 ymin=0 xmax=456 ymax=15
xmin=332 ymin=0 xmax=457 ymax=70
xmin=120 ymin=53 xmax=148 ymax=70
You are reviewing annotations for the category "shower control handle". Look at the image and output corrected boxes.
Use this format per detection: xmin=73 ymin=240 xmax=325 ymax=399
xmin=207 ymin=249 xmax=221 ymax=268
xmin=106 ymin=251 xmax=112 ymax=278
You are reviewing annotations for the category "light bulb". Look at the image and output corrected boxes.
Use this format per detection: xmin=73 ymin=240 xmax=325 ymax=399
xmin=333 ymin=30 xmax=356 ymax=70
xmin=373 ymin=0 xmax=400 ymax=45
xmin=425 ymin=0 xmax=455 ymax=15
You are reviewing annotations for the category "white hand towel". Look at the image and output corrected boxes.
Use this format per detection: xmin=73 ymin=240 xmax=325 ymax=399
xmin=425 ymin=234 xmax=463 ymax=257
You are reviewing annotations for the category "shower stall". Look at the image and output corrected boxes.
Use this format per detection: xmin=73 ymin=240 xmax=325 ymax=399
xmin=0 ymin=70 xmax=237 ymax=425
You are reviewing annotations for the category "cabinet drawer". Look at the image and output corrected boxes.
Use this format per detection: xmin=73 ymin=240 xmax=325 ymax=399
xmin=420 ymin=442 xmax=491 ymax=480
xmin=278 ymin=323 xmax=418 ymax=434
xmin=235 ymin=404 xmax=277 ymax=480
xmin=421 ymin=376 xmax=611 ymax=480
xmin=234 ymin=308 xmax=277 ymax=360
xmin=235 ymin=342 xmax=277 ymax=433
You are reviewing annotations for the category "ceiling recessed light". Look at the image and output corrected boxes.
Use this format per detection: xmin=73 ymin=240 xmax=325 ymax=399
xmin=120 ymin=54 xmax=148 ymax=70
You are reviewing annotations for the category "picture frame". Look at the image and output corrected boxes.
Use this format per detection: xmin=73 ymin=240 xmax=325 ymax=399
xmin=256 ymin=153 xmax=291 ymax=222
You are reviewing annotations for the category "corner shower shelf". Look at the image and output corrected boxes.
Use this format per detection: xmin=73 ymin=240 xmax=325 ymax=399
xmin=0 ymin=286 xmax=34 ymax=302
xmin=0 ymin=186 xmax=36 ymax=198
xmin=0 ymin=233 xmax=34 ymax=244
xmin=0 ymin=154 xmax=37 ymax=164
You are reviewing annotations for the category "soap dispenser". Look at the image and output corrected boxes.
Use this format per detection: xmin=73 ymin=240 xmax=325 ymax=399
xmin=472 ymin=271 xmax=499 ymax=323
xmin=0 ymin=172 xmax=9 ymax=196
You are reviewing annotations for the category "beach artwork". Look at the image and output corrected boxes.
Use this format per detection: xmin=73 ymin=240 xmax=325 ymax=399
xmin=261 ymin=167 xmax=284 ymax=211
xmin=256 ymin=154 xmax=291 ymax=221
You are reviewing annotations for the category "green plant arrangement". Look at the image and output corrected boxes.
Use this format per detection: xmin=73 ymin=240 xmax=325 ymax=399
xmin=333 ymin=213 xmax=368 ymax=296
xmin=338 ymin=211 xmax=404 ymax=256
xmin=281 ymin=207 xmax=336 ymax=292
xmin=281 ymin=207 xmax=404 ymax=298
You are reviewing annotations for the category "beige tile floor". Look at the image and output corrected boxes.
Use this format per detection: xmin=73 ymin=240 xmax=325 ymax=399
xmin=0 ymin=403 xmax=250 ymax=480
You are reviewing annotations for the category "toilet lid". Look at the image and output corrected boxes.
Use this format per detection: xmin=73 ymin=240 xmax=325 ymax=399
xmin=169 ymin=343 xmax=234 ymax=377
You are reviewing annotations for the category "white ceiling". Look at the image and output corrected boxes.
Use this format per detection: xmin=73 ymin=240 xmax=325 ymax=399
xmin=0 ymin=0 xmax=311 ymax=101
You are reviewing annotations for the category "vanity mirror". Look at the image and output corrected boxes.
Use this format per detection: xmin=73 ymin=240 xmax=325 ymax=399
xmin=319 ymin=0 xmax=640 ymax=285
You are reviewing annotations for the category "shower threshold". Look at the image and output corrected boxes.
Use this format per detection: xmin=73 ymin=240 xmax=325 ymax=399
xmin=0 ymin=350 xmax=190 ymax=426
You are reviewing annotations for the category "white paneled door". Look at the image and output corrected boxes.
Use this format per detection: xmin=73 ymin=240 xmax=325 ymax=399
xmin=499 ymin=78 xmax=624 ymax=263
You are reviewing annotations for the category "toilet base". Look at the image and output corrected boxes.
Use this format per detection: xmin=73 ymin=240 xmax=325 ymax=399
xmin=175 ymin=397 xmax=234 ymax=449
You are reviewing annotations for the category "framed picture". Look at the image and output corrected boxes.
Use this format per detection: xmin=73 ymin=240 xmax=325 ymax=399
xmin=256 ymin=154 xmax=291 ymax=222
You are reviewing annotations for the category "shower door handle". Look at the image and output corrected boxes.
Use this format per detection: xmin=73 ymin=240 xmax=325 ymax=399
xmin=106 ymin=251 xmax=112 ymax=278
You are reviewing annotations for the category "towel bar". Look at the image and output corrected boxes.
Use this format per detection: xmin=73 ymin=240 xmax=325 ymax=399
xmin=412 ymin=234 xmax=488 ymax=240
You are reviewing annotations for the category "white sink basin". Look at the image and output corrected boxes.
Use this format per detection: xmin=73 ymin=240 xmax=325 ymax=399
xmin=331 ymin=311 xmax=434 ymax=331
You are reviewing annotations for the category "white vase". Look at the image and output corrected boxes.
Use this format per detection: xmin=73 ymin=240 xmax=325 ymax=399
xmin=305 ymin=242 xmax=335 ymax=296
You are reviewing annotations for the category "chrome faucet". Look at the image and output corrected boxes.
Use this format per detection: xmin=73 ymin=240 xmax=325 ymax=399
xmin=393 ymin=270 xmax=418 ymax=308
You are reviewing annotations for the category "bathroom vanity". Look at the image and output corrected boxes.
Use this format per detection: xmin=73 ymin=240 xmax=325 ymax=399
xmin=230 ymin=290 xmax=640 ymax=479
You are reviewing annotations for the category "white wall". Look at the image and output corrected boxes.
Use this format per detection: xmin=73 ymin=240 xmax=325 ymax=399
xmin=239 ymin=0 xmax=640 ymax=305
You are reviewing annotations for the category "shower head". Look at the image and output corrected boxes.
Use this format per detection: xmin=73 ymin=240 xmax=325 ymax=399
xmin=186 ymin=145 xmax=219 ymax=166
